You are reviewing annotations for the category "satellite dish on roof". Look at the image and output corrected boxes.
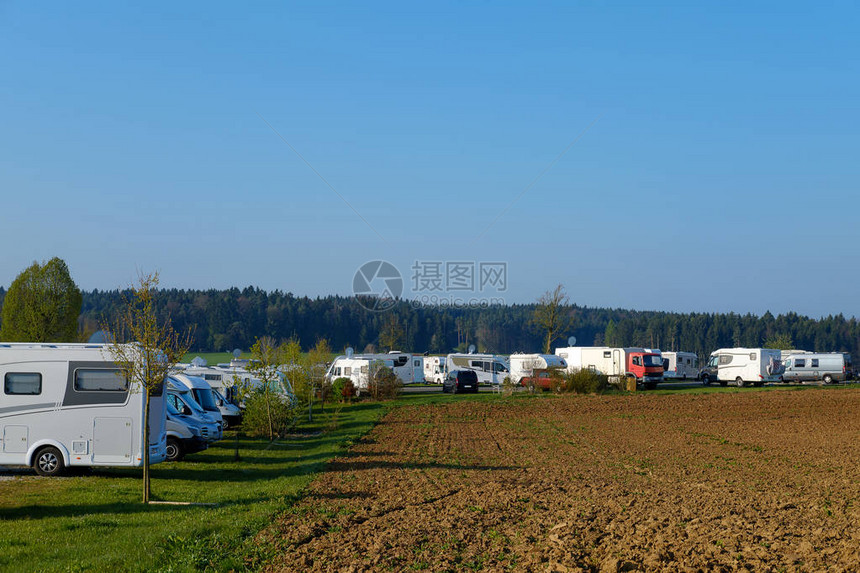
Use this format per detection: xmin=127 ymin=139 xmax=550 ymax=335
xmin=191 ymin=356 xmax=207 ymax=367
xmin=345 ymin=347 xmax=354 ymax=358
xmin=232 ymin=348 xmax=242 ymax=359
xmin=468 ymin=344 xmax=476 ymax=354
xmin=88 ymin=330 xmax=112 ymax=344
xmin=568 ymin=336 xmax=577 ymax=346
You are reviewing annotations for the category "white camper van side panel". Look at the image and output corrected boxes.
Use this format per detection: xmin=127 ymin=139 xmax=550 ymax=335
xmin=0 ymin=345 xmax=167 ymax=471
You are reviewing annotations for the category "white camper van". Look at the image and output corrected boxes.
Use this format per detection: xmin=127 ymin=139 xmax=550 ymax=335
xmin=660 ymin=351 xmax=698 ymax=380
xmin=0 ymin=343 xmax=167 ymax=476
xmin=509 ymin=354 xmax=568 ymax=385
xmin=326 ymin=351 xmax=423 ymax=390
xmin=782 ymin=353 xmax=849 ymax=384
xmin=423 ymin=356 xmax=446 ymax=384
xmin=444 ymin=354 xmax=509 ymax=385
xmin=699 ymin=348 xmax=784 ymax=387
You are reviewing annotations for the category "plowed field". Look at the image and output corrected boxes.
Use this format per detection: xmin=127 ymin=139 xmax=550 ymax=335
xmin=263 ymin=389 xmax=860 ymax=572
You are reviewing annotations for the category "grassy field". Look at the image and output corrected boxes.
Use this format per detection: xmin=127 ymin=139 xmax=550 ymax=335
xmin=0 ymin=402 xmax=389 ymax=573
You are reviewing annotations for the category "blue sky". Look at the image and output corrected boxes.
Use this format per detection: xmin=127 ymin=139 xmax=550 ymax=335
xmin=1 ymin=1 xmax=858 ymax=318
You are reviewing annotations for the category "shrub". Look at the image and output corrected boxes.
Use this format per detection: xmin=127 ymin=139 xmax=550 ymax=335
xmin=240 ymin=389 xmax=297 ymax=438
xmin=367 ymin=367 xmax=401 ymax=400
xmin=500 ymin=376 xmax=515 ymax=397
xmin=329 ymin=377 xmax=355 ymax=402
xmin=561 ymin=369 xmax=610 ymax=394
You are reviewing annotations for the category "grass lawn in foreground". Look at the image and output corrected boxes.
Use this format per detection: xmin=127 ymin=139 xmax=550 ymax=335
xmin=0 ymin=401 xmax=387 ymax=573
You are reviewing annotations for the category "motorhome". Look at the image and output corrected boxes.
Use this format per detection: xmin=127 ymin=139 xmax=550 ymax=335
xmin=169 ymin=373 xmax=227 ymax=428
xmin=178 ymin=362 xmax=293 ymax=409
xmin=443 ymin=354 xmax=509 ymax=385
xmin=165 ymin=399 xmax=208 ymax=462
xmin=554 ymin=346 xmax=664 ymax=389
xmin=699 ymin=348 xmax=784 ymax=387
xmin=0 ymin=343 xmax=167 ymax=476
xmin=660 ymin=351 xmax=698 ymax=380
xmin=782 ymin=352 xmax=849 ymax=384
xmin=509 ymin=354 xmax=568 ymax=386
xmin=166 ymin=380 xmax=221 ymax=443
xmin=423 ymin=356 xmax=446 ymax=384
xmin=326 ymin=351 xmax=423 ymax=389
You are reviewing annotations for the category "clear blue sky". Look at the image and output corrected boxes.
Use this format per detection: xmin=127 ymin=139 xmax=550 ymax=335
xmin=1 ymin=1 xmax=858 ymax=318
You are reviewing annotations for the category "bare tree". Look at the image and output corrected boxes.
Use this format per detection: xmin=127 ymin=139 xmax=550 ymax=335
xmin=533 ymin=284 xmax=573 ymax=354
xmin=102 ymin=272 xmax=193 ymax=504
xmin=378 ymin=315 xmax=405 ymax=351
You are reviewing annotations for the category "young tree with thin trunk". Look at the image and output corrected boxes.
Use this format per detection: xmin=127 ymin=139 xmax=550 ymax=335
xmin=378 ymin=315 xmax=404 ymax=351
xmin=247 ymin=336 xmax=286 ymax=441
xmin=101 ymin=272 xmax=193 ymax=504
xmin=533 ymin=284 xmax=573 ymax=354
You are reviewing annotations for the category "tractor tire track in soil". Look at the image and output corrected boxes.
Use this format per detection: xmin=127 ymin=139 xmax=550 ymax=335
xmin=261 ymin=390 xmax=860 ymax=572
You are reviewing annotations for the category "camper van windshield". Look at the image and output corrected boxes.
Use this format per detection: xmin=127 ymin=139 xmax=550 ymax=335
xmin=642 ymin=355 xmax=663 ymax=367
xmin=192 ymin=388 xmax=218 ymax=412
xmin=493 ymin=362 xmax=508 ymax=373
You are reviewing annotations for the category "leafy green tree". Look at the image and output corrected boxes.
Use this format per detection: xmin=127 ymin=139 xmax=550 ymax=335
xmin=1 ymin=257 xmax=82 ymax=342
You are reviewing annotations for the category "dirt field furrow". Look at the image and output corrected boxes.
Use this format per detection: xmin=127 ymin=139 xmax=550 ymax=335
xmin=263 ymin=389 xmax=860 ymax=572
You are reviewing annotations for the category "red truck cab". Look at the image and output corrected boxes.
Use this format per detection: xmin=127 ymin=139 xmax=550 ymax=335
xmin=627 ymin=351 xmax=664 ymax=390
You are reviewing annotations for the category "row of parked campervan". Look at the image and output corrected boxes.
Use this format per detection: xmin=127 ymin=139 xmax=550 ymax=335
xmin=0 ymin=344 xmax=255 ymax=477
xmin=325 ymin=346 xmax=855 ymax=392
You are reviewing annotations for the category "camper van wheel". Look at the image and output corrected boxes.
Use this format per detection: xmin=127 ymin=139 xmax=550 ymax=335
xmin=701 ymin=374 xmax=710 ymax=386
xmin=823 ymin=374 xmax=833 ymax=384
xmin=735 ymin=377 xmax=745 ymax=388
xmin=33 ymin=447 xmax=64 ymax=477
xmin=165 ymin=438 xmax=185 ymax=462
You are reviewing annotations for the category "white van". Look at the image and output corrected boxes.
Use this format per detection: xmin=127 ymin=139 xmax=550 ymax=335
xmin=660 ymin=351 xmax=698 ymax=380
xmin=0 ymin=343 xmax=167 ymax=476
xmin=508 ymin=354 xmax=567 ymax=385
xmin=166 ymin=380 xmax=221 ymax=443
xmin=699 ymin=348 xmax=785 ymax=387
xmin=444 ymin=354 xmax=509 ymax=385
xmin=169 ymin=374 xmax=225 ymax=428
xmin=782 ymin=353 xmax=849 ymax=384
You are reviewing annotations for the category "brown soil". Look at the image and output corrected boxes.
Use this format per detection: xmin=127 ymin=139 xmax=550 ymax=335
xmin=262 ymin=389 xmax=860 ymax=572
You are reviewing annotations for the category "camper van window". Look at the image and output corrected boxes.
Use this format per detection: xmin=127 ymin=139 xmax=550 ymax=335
xmin=360 ymin=365 xmax=368 ymax=374
xmin=74 ymin=369 xmax=128 ymax=391
xmin=204 ymin=374 xmax=222 ymax=382
xmin=795 ymin=359 xmax=806 ymax=368
xmin=603 ymin=351 xmax=611 ymax=358
xmin=493 ymin=362 xmax=507 ymax=373
xmin=4 ymin=372 xmax=42 ymax=395
xmin=811 ymin=359 xmax=819 ymax=368
xmin=334 ymin=367 xmax=341 ymax=376
xmin=393 ymin=356 xmax=408 ymax=367
xmin=719 ymin=355 xmax=733 ymax=365
xmin=749 ymin=353 xmax=757 ymax=360
xmin=344 ymin=367 xmax=352 ymax=375
xmin=414 ymin=359 xmax=420 ymax=367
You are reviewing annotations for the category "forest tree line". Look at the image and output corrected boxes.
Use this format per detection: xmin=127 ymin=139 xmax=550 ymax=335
xmin=1 ymin=286 xmax=856 ymax=361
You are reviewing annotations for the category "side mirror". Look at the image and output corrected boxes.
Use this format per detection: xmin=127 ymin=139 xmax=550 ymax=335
xmin=182 ymin=406 xmax=191 ymax=415
xmin=217 ymin=399 xmax=224 ymax=406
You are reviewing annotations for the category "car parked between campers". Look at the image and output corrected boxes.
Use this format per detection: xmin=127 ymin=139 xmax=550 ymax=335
xmin=442 ymin=370 xmax=479 ymax=394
